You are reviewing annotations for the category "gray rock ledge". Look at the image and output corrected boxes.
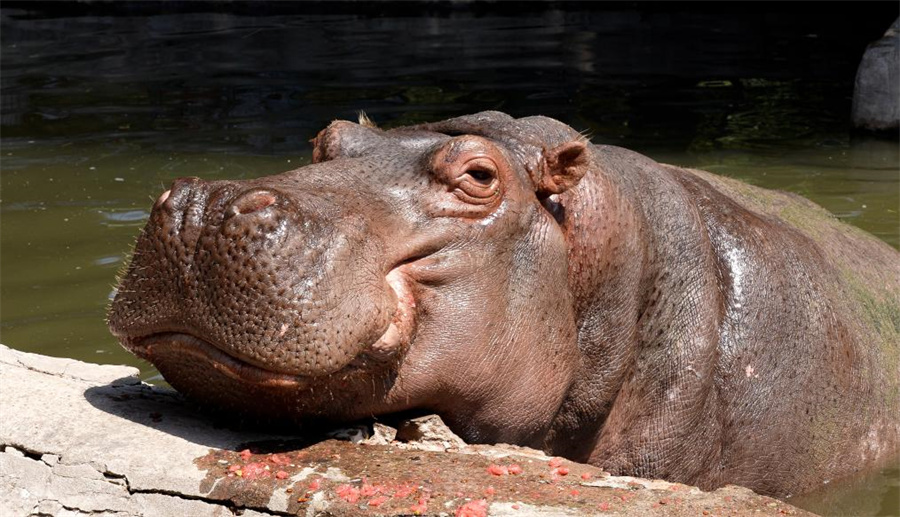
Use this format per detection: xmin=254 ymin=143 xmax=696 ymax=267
xmin=0 ymin=345 xmax=817 ymax=516
xmin=852 ymin=17 xmax=900 ymax=131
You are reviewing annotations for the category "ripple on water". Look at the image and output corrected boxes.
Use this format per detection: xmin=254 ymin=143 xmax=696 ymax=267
xmin=99 ymin=209 xmax=149 ymax=226
xmin=93 ymin=255 xmax=122 ymax=267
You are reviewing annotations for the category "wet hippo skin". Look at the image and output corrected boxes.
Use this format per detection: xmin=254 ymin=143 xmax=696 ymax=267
xmin=108 ymin=111 xmax=899 ymax=497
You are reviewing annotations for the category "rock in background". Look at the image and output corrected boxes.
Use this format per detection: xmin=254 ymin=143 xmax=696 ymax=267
xmin=0 ymin=345 xmax=815 ymax=517
xmin=852 ymin=18 xmax=900 ymax=132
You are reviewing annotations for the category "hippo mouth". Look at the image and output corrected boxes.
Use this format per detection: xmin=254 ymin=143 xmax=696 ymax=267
xmin=127 ymin=332 xmax=309 ymax=387
xmin=120 ymin=268 xmax=417 ymax=385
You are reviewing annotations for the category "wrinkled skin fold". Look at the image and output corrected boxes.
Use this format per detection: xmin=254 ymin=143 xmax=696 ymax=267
xmin=109 ymin=111 xmax=900 ymax=497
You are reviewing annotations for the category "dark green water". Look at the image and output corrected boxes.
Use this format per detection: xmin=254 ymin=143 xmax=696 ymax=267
xmin=1 ymin=4 xmax=898 ymax=515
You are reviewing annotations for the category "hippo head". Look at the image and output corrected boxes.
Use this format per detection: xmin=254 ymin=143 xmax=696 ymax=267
xmin=108 ymin=111 xmax=590 ymax=445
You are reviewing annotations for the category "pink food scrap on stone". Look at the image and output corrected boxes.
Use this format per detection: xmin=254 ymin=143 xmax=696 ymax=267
xmin=487 ymin=464 xmax=508 ymax=476
xmin=507 ymin=464 xmax=523 ymax=475
xmin=393 ymin=484 xmax=416 ymax=498
xmin=335 ymin=484 xmax=361 ymax=504
xmin=268 ymin=453 xmax=291 ymax=465
xmin=360 ymin=478 xmax=379 ymax=497
xmin=410 ymin=494 xmax=430 ymax=515
xmin=455 ymin=499 xmax=488 ymax=517
xmin=241 ymin=462 xmax=270 ymax=480
xmin=368 ymin=495 xmax=389 ymax=507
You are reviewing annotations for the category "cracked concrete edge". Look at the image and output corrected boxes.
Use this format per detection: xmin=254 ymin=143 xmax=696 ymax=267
xmin=0 ymin=345 xmax=818 ymax=517
xmin=0 ymin=344 xmax=140 ymax=386
xmin=0 ymin=445 xmax=279 ymax=517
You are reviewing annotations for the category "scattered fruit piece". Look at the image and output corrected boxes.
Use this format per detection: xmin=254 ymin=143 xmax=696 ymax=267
xmin=241 ymin=462 xmax=270 ymax=480
xmin=456 ymin=499 xmax=488 ymax=517
xmin=487 ymin=464 xmax=508 ymax=476
xmin=335 ymin=484 xmax=360 ymax=504
xmin=368 ymin=495 xmax=388 ymax=507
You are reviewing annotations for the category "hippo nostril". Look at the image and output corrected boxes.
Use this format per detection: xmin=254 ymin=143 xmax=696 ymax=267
xmin=157 ymin=177 xmax=205 ymax=216
xmin=227 ymin=189 xmax=278 ymax=218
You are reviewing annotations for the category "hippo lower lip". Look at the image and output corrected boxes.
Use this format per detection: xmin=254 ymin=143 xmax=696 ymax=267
xmin=130 ymin=333 xmax=309 ymax=388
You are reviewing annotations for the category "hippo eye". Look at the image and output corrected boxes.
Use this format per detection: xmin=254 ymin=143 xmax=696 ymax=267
xmin=431 ymin=137 xmax=504 ymax=210
xmin=453 ymin=158 xmax=500 ymax=204
xmin=467 ymin=167 xmax=494 ymax=185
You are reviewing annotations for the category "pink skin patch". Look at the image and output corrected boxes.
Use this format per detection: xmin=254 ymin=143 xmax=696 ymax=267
xmin=154 ymin=189 xmax=171 ymax=208
xmin=369 ymin=268 xmax=417 ymax=357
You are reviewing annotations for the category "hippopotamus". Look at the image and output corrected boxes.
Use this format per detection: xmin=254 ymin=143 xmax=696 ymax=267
xmin=108 ymin=111 xmax=899 ymax=498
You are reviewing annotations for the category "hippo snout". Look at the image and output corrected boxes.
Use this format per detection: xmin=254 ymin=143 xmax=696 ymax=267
xmin=109 ymin=175 xmax=403 ymax=380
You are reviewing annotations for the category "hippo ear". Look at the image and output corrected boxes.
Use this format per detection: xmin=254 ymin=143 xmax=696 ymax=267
xmin=311 ymin=113 xmax=384 ymax=163
xmin=534 ymin=141 xmax=590 ymax=197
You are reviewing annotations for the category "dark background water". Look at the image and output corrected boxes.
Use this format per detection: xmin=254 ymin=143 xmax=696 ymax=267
xmin=1 ymin=2 xmax=898 ymax=515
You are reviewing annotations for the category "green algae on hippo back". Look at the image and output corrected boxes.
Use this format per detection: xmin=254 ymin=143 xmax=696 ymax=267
xmin=108 ymin=111 xmax=900 ymax=498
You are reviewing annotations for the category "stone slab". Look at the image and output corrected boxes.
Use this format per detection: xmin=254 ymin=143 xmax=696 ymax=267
xmin=0 ymin=345 xmax=817 ymax=516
